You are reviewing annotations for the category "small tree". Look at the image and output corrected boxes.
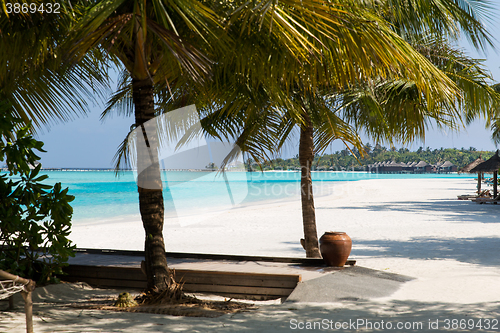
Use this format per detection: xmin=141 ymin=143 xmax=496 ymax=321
xmin=0 ymin=112 xmax=75 ymax=283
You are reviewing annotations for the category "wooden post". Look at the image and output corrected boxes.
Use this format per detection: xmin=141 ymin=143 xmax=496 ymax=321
xmin=494 ymin=171 xmax=498 ymax=199
xmin=477 ymin=172 xmax=481 ymax=193
xmin=21 ymin=291 xmax=33 ymax=333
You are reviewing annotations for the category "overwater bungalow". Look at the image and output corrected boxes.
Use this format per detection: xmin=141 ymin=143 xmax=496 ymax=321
xmin=368 ymin=160 xmax=457 ymax=174
xmin=437 ymin=161 xmax=458 ymax=173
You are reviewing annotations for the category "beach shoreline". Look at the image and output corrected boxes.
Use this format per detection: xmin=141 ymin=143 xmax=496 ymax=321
xmin=71 ymin=177 xmax=485 ymax=257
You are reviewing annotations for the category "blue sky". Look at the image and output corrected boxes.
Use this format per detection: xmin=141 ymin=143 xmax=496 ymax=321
xmin=37 ymin=4 xmax=500 ymax=168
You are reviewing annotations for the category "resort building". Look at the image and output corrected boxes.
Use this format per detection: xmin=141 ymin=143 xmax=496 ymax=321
xmin=367 ymin=160 xmax=457 ymax=174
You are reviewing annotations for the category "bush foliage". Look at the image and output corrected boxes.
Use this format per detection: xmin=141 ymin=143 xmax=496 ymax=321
xmin=0 ymin=112 xmax=75 ymax=283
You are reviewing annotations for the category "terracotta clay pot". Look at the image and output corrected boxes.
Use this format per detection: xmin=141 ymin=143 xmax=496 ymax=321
xmin=319 ymin=232 xmax=352 ymax=267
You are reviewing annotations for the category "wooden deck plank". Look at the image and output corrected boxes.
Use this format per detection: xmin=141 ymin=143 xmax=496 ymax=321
xmin=64 ymin=265 xmax=300 ymax=287
xmin=188 ymin=293 xmax=279 ymax=301
xmin=175 ymin=271 xmax=300 ymax=288
xmin=72 ymin=248 xmax=328 ymax=265
xmin=64 ymin=265 xmax=144 ymax=281
xmin=181 ymin=284 xmax=293 ymax=297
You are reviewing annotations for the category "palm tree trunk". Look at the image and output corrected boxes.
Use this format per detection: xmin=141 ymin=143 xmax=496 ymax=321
xmin=298 ymin=111 xmax=321 ymax=258
xmin=133 ymin=78 xmax=171 ymax=291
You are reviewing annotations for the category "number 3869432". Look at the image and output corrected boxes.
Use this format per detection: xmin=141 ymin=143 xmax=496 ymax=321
xmin=5 ymin=2 xmax=61 ymax=14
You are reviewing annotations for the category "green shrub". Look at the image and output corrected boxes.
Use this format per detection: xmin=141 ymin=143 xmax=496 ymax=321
xmin=0 ymin=113 xmax=75 ymax=283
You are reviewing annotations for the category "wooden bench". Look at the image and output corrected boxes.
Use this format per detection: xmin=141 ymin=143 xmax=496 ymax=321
xmin=62 ymin=265 xmax=301 ymax=300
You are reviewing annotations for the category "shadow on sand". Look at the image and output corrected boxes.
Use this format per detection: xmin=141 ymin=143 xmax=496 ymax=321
xmin=282 ymin=199 xmax=500 ymax=268
xmin=318 ymin=199 xmax=500 ymax=224
xmin=350 ymin=236 xmax=500 ymax=267
xmin=2 ymin=295 xmax=500 ymax=332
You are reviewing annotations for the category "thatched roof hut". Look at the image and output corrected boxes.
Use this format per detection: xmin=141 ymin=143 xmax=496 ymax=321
xmin=471 ymin=151 xmax=500 ymax=198
xmin=440 ymin=161 xmax=454 ymax=168
xmin=415 ymin=161 xmax=429 ymax=167
xmin=459 ymin=156 xmax=485 ymax=174
xmin=471 ymin=151 xmax=500 ymax=173
xmin=437 ymin=160 xmax=457 ymax=173
xmin=459 ymin=156 xmax=485 ymax=193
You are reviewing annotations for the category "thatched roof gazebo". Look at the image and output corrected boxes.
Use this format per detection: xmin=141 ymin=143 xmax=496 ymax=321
xmin=459 ymin=156 xmax=485 ymax=173
xmin=471 ymin=151 xmax=500 ymax=198
xmin=459 ymin=156 xmax=485 ymax=193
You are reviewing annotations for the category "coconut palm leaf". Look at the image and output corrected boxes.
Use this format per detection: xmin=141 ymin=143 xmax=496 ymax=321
xmin=0 ymin=0 xmax=110 ymax=131
xmin=335 ymin=35 xmax=500 ymax=145
xmin=101 ymin=69 xmax=134 ymax=120
xmin=488 ymin=83 xmax=500 ymax=144
xmin=67 ymin=0 xmax=222 ymax=83
xmin=366 ymin=0 xmax=496 ymax=50
xmin=491 ymin=120 xmax=500 ymax=145
xmin=224 ymin=0 xmax=460 ymax=105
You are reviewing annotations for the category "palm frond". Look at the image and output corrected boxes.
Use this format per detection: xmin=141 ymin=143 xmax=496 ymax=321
xmin=491 ymin=118 xmax=500 ymax=146
xmin=0 ymin=1 xmax=111 ymax=132
xmin=365 ymin=0 xmax=496 ymax=51
xmin=101 ymin=70 xmax=134 ymax=120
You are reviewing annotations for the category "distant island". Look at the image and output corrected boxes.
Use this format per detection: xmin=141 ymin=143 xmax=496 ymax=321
xmin=246 ymin=146 xmax=496 ymax=172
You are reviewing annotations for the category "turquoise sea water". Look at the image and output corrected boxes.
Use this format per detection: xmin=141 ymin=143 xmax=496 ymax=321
xmin=2 ymin=170 xmax=478 ymax=222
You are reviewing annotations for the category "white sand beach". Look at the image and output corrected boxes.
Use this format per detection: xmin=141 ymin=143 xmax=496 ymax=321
xmin=2 ymin=177 xmax=500 ymax=332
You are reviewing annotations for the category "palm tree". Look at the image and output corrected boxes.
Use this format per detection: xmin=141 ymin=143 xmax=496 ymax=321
xmin=299 ymin=1 xmax=498 ymax=256
xmin=88 ymin=0 xmax=473 ymax=274
xmin=150 ymin=0 xmax=491 ymax=258
xmin=282 ymin=0 xmax=499 ymax=257
xmin=65 ymin=0 xmax=226 ymax=292
xmin=165 ymin=0 xmax=498 ymax=258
